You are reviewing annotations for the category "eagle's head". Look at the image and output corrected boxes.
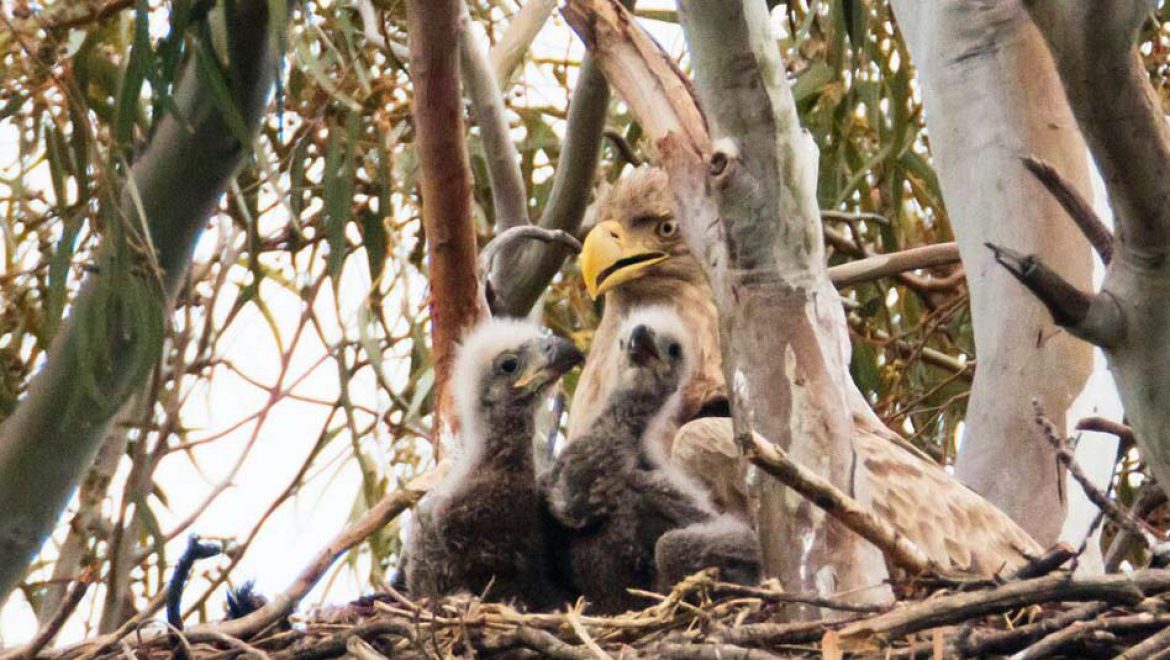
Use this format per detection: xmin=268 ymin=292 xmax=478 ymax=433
xmin=579 ymin=166 xmax=703 ymax=301
xmin=616 ymin=307 xmax=694 ymax=400
xmin=453 ymin=319 xmax=584 ymax=430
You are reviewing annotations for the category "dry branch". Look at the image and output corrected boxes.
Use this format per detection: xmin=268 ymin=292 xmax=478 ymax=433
xmin=745 ymin=433 xmax=940 ymax=578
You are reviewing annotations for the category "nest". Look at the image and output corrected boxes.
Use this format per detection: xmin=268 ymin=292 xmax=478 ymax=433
xmin=58 ymin=566 xmax=1170 ymax=659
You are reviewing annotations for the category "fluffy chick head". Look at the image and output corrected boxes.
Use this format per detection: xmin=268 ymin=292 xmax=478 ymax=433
xmin=615 ymin=306 xmax=694 ymax=400
xmin=452 ymin=318 xmax=583 ymax=436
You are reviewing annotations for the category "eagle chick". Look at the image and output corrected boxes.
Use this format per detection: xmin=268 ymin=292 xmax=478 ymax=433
xmin=544 ymin=308 xmax=760 ymax=613
xmin=406 ymin=319 xmax=583 ymax=610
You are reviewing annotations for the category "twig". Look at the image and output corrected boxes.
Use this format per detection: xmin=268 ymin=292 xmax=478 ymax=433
xmin=955 ymin=601 xmax=1108 ymax=656
xmin=564 ymin=609 xmax=612 ymax=659
xmin=745 ymin=432 xmax=944 ymax=578
xmin=1 ymin=571 xmax=94 ymax=660
xmin=603 ymin=128 xmax=643 ymax=166
xmin=1076 ymin=415 xmax=1136 ymax=450
xmin=709 ymin=582 xmax=891 ymax=614
xmin=651 ymin=642 xmax=785 ymax=659
xmin=480 ymin=226 xmax=582 ymax=311
xmin=1021 ymin=156 xmax=1114 ymax=264
xmin=829 ymin=242 xmax=960 ymax=287
xmin=1034 ymin=401 xmax=1158 ymax=549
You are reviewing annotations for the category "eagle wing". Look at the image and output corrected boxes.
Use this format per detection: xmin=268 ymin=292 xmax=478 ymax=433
xmin=671 ymin=416 xmax=1042 ymax=576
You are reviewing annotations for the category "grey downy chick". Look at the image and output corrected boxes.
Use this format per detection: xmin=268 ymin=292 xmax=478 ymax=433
xmin=544 ymin=308 xmax=759 ymax=613
xmin=406 ymin=319 xmax=583 ymax=611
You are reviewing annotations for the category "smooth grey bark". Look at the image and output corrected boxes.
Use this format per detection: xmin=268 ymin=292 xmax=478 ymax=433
xmin=1017 ymin=1 xmax=1170 ymax=494
xmin=0 ymin=0 xmax=284 ymax=600
xmin=892 ymin=0 xmax=1094 ymax=544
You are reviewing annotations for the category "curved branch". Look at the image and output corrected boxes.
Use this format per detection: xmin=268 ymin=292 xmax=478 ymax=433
xmin=0 ymin=0 xmax=284 ymax=600
xmin=1021 ymin=156 xmax=1113 ymax=264
xmin=491 ymin=0 xmax=558 ymax=87
xmin=829 ymin=242 xmax=959 ymax=287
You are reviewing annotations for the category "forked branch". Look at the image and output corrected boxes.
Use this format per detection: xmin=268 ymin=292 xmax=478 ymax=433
xmin=985 ymin=243 xmax=1123 ymax=347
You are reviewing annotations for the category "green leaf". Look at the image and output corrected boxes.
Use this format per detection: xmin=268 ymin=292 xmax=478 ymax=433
xmin=324 ymin=113 xmax=360 ymax=282
xmin=113 ymin=0 xmax=152 ymax=149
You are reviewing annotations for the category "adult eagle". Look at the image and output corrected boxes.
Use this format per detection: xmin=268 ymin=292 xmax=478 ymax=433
xmin=568 ymin=166 xmax=1041 ymax=576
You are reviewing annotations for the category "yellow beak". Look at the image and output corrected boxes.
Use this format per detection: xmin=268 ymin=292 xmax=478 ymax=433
xmin=579 ymin=221 xmax=669 ymax=299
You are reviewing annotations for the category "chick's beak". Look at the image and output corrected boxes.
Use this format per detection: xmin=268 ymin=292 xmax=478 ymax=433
xmin=626 ymin=324 xmax=660 ymax=366
xmin=513 ymin=336 xmax=584 ymax=394
xmin=580 ymin=221 xmax=669 ymax=299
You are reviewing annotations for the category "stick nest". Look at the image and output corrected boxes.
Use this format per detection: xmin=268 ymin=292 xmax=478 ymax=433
xmin=71 ymin=566 xmax=1170 ymax=659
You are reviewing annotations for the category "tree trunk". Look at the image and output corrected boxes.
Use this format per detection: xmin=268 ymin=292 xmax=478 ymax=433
xmin=1012 ymin=1 xmax=1170 ymax=495
xmin=563 ymin=0 xmax=892 ymax=608
xmin=0 ymin=0 xmax=284 ymax=601
xmin=407 ymin=0 xmax=486 ymax=442
xmin=891 ymin=0 xmax=1094 ymax=544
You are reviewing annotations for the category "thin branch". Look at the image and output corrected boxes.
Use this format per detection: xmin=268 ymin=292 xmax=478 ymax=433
xmin=480 ymin=226 xmax=582 ymax=304
xmin=1117 ymin=621 xmax=1170 ymax=660
xmin=460 ymin=2 xmax=530 ymax=230
xmin=1 ymin=572 xmax=93 ymax=660
xmin=602 ymin=129 xmax=642 ymax=166
xmin=1021 ymin=156 xmax=1113 ymax=264
xmin=1034 ymin=401 xmax=1159 ymax=549
xmin=829 ymin=242 xmax=960 ymax=287
xmin=744 ymin=432 xmax=943 ymax=579
xmin=1076 ymin=415 xmax=1135 ymax=449
xmin=1105 ymin=482 xmax=1167 ymax=573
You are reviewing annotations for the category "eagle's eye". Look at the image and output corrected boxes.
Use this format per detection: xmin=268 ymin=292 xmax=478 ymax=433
xmin=656 ymin=219 xmax=678 ymax=239
xmin=667 ymin=342 xmax=682 ymax=359
xmin=499 ymin=356 xmax=520 ymax=374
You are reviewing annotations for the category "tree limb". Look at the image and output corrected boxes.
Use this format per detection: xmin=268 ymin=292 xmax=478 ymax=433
xmin=408 ymin=0 xmax=486 ymax=439
xmin=460 ymin=2 xmax=529 ymax=230
xmin=490 ymin=0 xmax=558 ymax=87
xmin=1026 ymin=1 xmax=1170 ymax=260
xmin=0 ymin=0 xmax=284 ymax=600
xmin=985 ymin=242 xmax=1124 ymax=347
xmin=828 ymin=242 xmax=960 ymax=287
xmin=837 ymin=569 xmax=1170 ymax=646
xmin=1021 ymin=156 xmax=1113 ymax=264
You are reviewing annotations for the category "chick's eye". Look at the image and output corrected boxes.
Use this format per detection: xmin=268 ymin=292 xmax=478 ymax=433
xmin=656 ymin=219 xmax=678 ymax=238
xmin=667 ymin=342 xmax=682 ymax=358
xmin=500 ymin=356 xmax=519 ymax=374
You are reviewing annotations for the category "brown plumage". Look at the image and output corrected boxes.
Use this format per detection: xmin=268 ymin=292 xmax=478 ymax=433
xmin=406 ymin=319 xmax=582 ymax=610
xmin=545 ymin=309 xmax=760 ymax=614
xmin=571 ymin=166 xmax=1043 ymax=576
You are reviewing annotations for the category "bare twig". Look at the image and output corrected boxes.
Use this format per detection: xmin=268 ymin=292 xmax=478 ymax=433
xmin=1034 ymin=401 xmax=1158 ymax=549
xmin=986 ymin=242 xmax=1123 ymax=348
xmin=603 ymin=129 xmax=643 ymax=166
xmin=1022 ymin=156 xmax=1114 ymax=264
xmin=1117 ymin=621 xmax=1170 ymax=660
xmin=1106 ymin=482 xmax=1168 ymax=573
xmin=1 ymin=572 xmax=93 ymax=660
